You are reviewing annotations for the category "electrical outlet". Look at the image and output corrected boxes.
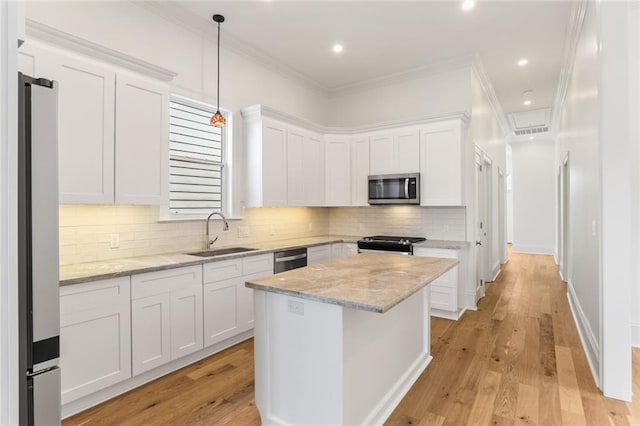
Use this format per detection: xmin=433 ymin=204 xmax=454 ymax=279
xmin=238 ymin=226 xmax=250 ymax=238
xmin=308 ymin=222 xmax=313 ymax=231
xmin=110 ymin=234 xmax=120 ymax=249
xmin=287 ymin=299 xmax=304 ymax=316
xmin=269 ymin=224 xmax=276 ymax=236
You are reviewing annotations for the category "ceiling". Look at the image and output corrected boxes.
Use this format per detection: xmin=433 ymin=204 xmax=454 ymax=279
xmin=155 ymin=1 xmax=573 ymax=128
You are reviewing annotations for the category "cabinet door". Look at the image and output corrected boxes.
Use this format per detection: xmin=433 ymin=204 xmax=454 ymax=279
xmin=239 ymin=271 xmax=272 ymax=332
xmin=342 ymin=243 xmax=358 ymax=256
xmin=351 ymin=136 xmax=370 ymax=206
xmin=305 ymin=132 xmax=325 ymax=206
xmin=395 ymin=129 xmax=420 ymax=173
xmin=52 ymin=52 xmax=116 ymax=204
xmin=330 ymin=243 xmax=343 ymax=259
xmin=287 ymin=127 xmax=306 ymax=206
xmin=262 ymin=119 xmax=288 ymax=206
xmin=308 ymin=244 xmax=332 ymax=265
xmin=420 ymin=121 xmax=463 ymax=206
xmin=59 ymin=277 xmax=131 ymax=404
xmin=170 ymin=286 xmax=203 ymax=360
xmin=115 ymin=73 xmax=168 ymax=205
xmin=132 ymin=293 xmax=171 ymax=376
xmin=369 ymin=133 xmax=395 ymax=175
xmin=325 ymin=136 xmax=351 ymax=206
xmin=203 ymin=278 xmax=239 ymax=347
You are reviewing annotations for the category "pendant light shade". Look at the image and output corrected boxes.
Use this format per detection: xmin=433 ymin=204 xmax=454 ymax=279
xmin=210 ymin=14 xmax=226 ymax=128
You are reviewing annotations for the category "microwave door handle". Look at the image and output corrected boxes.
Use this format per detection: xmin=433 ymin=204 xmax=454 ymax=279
xmin=404 ymin=178 xmax=409 ymax=199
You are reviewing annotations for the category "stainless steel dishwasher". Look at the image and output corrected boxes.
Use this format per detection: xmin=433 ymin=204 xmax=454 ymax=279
xmin=273 ymin=247 xmax=307 ymax=273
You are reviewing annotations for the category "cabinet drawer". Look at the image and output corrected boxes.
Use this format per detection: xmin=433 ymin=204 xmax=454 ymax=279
xmin=203 ymin=258 xmax=243 ymax=284
xmin=132 ymin=265 xmax=202 ymax=299
xmin=413 ymin=248 xmax=458 ymax=259
xmin=430 ymin=284 xmax=457 ymax=312
xmin=60 ymin=276 xmax=130 ymax=314
xmin=243 ymin=253 xmax=273 ymax=275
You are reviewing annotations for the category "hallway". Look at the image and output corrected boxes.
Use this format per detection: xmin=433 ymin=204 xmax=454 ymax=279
xmin=64 ymin=250 xmax=640 ymax=425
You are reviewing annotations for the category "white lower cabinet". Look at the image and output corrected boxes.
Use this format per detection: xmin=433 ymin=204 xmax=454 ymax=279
xmin=342 ymin=243 xmax=358 ymax=256
xmin=203 ymin=254 xmax=273 ymax=347
xmin=308 ymin=244 xmax=333 ymax=265
xmin=413 ymin=247 xmax=461 ymax=318
xmin=131 ymin=265 xmax=203 ymax=376
xmin=59 ymin=277 xmax=131 ymax=404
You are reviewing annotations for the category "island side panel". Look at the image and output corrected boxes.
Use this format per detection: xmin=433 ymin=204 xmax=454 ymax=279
xmin=253 ymin=290 xmax=344 ymax=426
xmin=343 ymin=287 xmax=432 ymax=425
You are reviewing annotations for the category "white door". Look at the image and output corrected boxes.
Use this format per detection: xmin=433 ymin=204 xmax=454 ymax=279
xmin=395 ymin=129 xmax=420 ymax=173
xmin=475 ymin=152 xmax=487 ymax=300
xmin=305 ymin=132 xmax=325 ymax=206
xmin=262 ymin=119 xmax=288 ymax=206
xmin=287 ymin=127 xmax=306 ymax=205
xmin=325 ymin=136 xmax=351 ymax=206
xmin=369 ymin=133 xmax=395 ymax=175
xmin=203 ymin=278 xmax=239 ymax=347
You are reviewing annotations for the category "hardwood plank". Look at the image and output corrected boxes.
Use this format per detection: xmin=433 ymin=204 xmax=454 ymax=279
xmin=555 ymin=345 xmax=587 ymax=425
xmin=514 ymin=383 xmax=539 ymax=425
xmin=467 ymin=370 xmax=502 ymax=425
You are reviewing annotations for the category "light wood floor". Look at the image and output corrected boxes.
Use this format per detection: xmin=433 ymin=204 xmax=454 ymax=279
xmin=65 ymin=249 xmax=640 ymax=425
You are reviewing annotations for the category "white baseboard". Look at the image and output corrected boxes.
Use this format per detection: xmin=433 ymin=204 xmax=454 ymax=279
xmin=62 ymin=330 xmax=254 ymax=419
xmin=566 ymin=281 xmax=600 ymax=388
xmin=431 ymin=307 xmax=466 ymax=321
xmin=553 ymin=254 xmax=558 ymax=265
xmin=491 ymin=265 xmax=501 ymax=282
xmin=632 ymin=322 xmax=640 ymax=348
xmin=511 ymin=244 xmax=555 ymax=255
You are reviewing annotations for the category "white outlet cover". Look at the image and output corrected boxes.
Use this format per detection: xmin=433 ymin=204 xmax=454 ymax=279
xmin=287 ymin=299 xmax=304 ymax=316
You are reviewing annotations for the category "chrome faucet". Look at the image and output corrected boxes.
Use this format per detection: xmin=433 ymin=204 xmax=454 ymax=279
xmin=206 ymin=211 xmax=229 ymax=249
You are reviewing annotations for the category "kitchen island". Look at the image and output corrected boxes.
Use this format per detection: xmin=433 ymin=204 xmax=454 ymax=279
xmin=246 ymin=253 xmax=458 ymax=426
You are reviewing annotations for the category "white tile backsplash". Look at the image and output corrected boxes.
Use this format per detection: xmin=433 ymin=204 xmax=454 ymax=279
xmin=58 ymin=205 xmax=466 ymax=265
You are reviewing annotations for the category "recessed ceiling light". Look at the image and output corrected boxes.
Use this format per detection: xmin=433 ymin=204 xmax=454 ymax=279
xmin=517 ymin=58 xmax=529 ymax=67
xmin=523 ymin=100 xmax=532 ymax=106
xmin=332 ymin=44 xmax=344 ymax=54
xmin=461 ymin=0 xmax=475 ymax=11
xmin=529 ymin=136 xmax=535 ymax=140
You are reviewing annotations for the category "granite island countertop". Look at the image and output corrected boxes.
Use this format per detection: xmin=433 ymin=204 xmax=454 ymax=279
xmin=245 ymin=252 xmax=458 ymax=313
xmin=59 ymin=235 xmax=468 ymax=286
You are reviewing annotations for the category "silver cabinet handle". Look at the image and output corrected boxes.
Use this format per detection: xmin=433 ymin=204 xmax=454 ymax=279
xmin=275 ymin=253 xmax=307 ymax=263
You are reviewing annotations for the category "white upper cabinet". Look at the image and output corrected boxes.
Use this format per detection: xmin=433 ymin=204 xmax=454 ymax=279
xmin=24 ymin=46 xmax=117 ymax=204
xmin=420 ymin=119 xmax=465 ymax=206
xmin=325 ymin=135 xmax=351 ymax=206
xmin=350 ymin=135 xmax=370 ymax=206
xmin=244 ymin=116 xmax=288 ymax=207
xmin=20 ymin=39 xmax=174 ymax=206
xmin=287 ymin=127 xmax=325 ymax=206
xmin=369 ymin=128 xmax=419 ymax=175
xmin=115 ymin=73 xmax=168 ymax=205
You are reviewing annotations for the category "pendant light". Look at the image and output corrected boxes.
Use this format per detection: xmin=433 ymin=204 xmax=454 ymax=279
xmin=210 ymin=14 xmax=226 ymax=128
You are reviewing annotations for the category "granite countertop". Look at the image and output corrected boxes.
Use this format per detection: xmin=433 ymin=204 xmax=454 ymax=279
xmin=414 ymin=240 xmax=470 ymax=250
xmin=59 ymin=235 xmax=361 ymax=286
xmin=59 ymin=235 xmax=468 ymax=287
xmin=245 ymin=252 xmax=458 ymax=313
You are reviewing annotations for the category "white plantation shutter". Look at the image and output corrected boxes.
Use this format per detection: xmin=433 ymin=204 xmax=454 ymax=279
xmin=169 ymin=98 xmax=225 ymax=215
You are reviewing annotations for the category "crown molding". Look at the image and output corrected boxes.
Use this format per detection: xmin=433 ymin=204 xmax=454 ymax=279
xmin=241 ymin=104 xmax=470 ymax=136
xmin=135 ymin=1 xmax=326 ymax=94
xmin=25 ymin=19 xmax=177 ymax=81
xmin=551 ymin=0 xmax=587 ymax=134
xmin=470 ymin=56 xmax=511 ymax=137
xmin=327 ymin=54 xmax=476 ymax=97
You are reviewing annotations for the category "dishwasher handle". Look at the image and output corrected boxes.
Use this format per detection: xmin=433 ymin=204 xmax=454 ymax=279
xmin=274 ymin=253 xmax=307 ymax=263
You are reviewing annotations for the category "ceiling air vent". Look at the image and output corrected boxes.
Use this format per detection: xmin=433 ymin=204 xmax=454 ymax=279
xmin=514 ymin=126 xmax=549 ymax=136
xmin=508 ymin=108 xmax=552 ymax=136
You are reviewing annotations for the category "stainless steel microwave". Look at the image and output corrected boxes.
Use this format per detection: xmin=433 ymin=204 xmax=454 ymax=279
xmin=368 ymin=173 xmax=420 ymax=205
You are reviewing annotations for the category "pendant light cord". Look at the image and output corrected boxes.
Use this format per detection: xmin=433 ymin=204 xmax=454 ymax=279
xmin=217 ymin=20 xmax=221 ymax=112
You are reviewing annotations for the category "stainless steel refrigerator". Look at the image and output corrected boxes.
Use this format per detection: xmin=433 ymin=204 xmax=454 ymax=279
xmin=18 ymin=72 xmax=61 ymax=425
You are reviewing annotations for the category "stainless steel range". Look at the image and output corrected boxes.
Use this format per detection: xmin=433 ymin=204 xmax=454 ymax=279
xmin=357 ymin=236 xmax=426 ymax=255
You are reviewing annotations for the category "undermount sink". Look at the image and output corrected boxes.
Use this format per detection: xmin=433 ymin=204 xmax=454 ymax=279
xmin=187 ymin=247 xmax=259 ymax=257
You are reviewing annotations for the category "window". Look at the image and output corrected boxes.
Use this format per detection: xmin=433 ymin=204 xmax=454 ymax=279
xmin=169 ymin=96 xmax=227 ymax=216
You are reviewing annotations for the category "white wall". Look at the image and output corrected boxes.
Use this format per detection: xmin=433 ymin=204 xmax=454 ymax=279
xmin=470 ymin=68 xmax=507 ymax=280
xmin=556 ymin=1 xmax=634 ymax=400
xmin=325 ymin=66 xmax=471 ymax=127
xmin=506 ymin=144 xmax=513 ymax=243
xmin=510 ymin=139 xmax=555 ymax=254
